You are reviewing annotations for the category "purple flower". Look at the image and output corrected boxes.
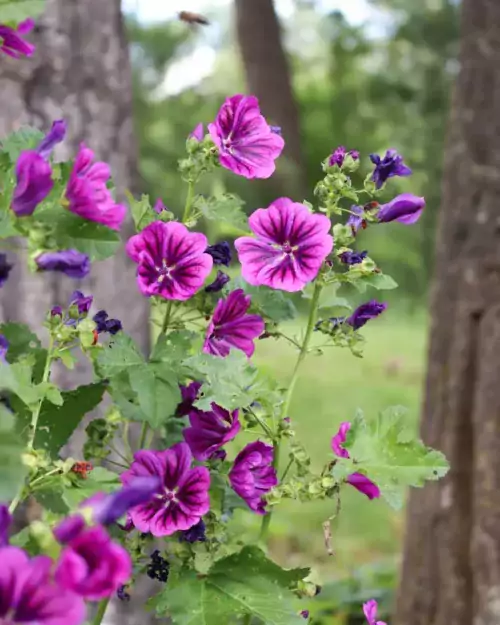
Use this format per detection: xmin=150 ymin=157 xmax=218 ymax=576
xmin=229 ymin=441 xmax=278 ymax=514
xmin=179 ymin=519 xmax=206 ymax=543
xmin=347 ymin=300 xmax=386 ymax=330
xmin=176 ymin=381 xmax=202 ymax=417
xmin=69 ymin=290 xmax=93 ymax=314
xmin=377 ymin=193 xmax=425 ymax=225
xmin=363 ymin=599 xmax=387 ymax=625
xmin=0 ymin=547 xmax=86 ymax=625
xmin=203 ymin=289 xmax=265 ymax=358
xmin=269 ymin=125 xmax=282 ymax=135
xmin=55 ymin=526 xmax=131 ymax=600
xmin=11 ymin=151 xmax=53 ymax=216
xmin=126 ymin=221 xmax=213 ymax=301
xmin=0 ymin=505 xmax=11 ymax=547
xmin=120 ymin=443 xmax=210 ymax=537
xmin=183 ymin=403 xmax=241 ymax=461
xmin=235 ymin=198 xmax=333 ymax=292
xmin=370 ymin=149 xmax=412 ymax=189
xmin=300 ymin=610 xmax=310 ymax=619
xmin=154 ymin=198 xmax=167 ymax=214
xmin=37 ymin=120 xmax=67 ymax=159
xmin=93 ymin=310 xmax=122 ymax=335
xmin=206 ymin=241 xmax=231 ymax=266
xmin=339 ymin=250 xmax=368 ymax=265
xmin=50 ymin=306 xmax=63 ymax=317
xmin=0 ymin=19 xmax=35 ymax=58
xmin=205 ymin=270 xmax=230 ymax=293
xmin=117 ymin=585 xmax=130 ymax=601
xmin=0 ymin=335 xmax=9 ymax=363
xmin=66 ymin=143 xmax=126 ymax=231
xmin=347 ymin=205 xmax=366 ymax=235
xmin=0 ymin=253 xmax=12 ymax=287
xmin=331 ymin=422 xmax=380 ymax=500
xmin=35 ymin=249 xmax=90 ymax=279
xmin=208 ymin=94 xmax=285 ymax=179
xmin=329 ymin=146 xmax=359 ymax=167
xmin=190 ymin=123 xmax=204 ymax=141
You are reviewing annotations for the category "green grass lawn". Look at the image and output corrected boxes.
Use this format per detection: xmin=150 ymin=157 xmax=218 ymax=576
xmin=232 ymin=311 xmax=428 ymax=583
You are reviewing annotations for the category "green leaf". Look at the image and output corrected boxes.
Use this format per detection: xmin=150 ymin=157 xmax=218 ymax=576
xmin=127 ymin=192 xmax=157 ymax=231
xmin=0 ymin=404 xmax=28 ymax=501
xmin=352 ymin=273 xmax=398 ymax=293
xmin=128 ymin=363 xmax=181 ymax=428
xmin=0 ymin=322 xmax=42 ymax=360
xmin=153 ymin=546 xmax=308 ymax=625
xmin=229 ymin=278 xmax=297 ymax=322
xmin=195 ymin=193 xmax=248 ymax=230
xmin=341 ymin=406 xmax=449 ymax=509
xmin=14 ymin=382 xmax=108 ymax=456
xmin=0 ymin=208 xmax=19 ymax=238
xmin=0 ymin=359 xmax=41 ymax=406
xmin=150 ymin=330 xmax=196 ymax=367
xmin=96 ymin=333 xmax=145 ymax=378
xmin=50 ymin=212 xmax=121 ymax=261
xmin=0 ymin=125 xmax=44 ymax=161
xmin=185 ymin=351 xmax=258 ymax=412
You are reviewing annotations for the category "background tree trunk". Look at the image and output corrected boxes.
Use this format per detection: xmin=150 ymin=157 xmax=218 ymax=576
xmin=395 ymin=0 xmax=500 ymax=623
xmin=234 ymin=0 xmax=305 ymax=196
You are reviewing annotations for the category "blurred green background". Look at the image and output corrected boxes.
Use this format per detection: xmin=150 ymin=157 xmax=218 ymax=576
xmin=124 ymin=0 xmax=458 ymax=620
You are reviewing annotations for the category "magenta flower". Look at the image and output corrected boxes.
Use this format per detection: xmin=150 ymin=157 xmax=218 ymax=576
xmin=0 ymin=19 xmax=35 ymax=58
xmin=0 ymin=547 xmax=85 ymax=625
xmin=153 ymin=198 xmax=167 ymax=213
xmin=363 ymin=599 xmax=387 ymax=625
xmin=35 ymin=249 xmax=90 ymax=279
xmin=235 ymin=198 xmax=333 ymax=292
xmin=176 ymin=381 xmax=202 ymax=417
xmin=203 ymin=288 xmax=264 ymax=358
xmin=190 ymin=123 xmax=204 ymax=141
xmin=120 ymin=443 xmax=210 ymax=537
xmin=229 ymin=441 xmax=278 ymax=514
xmin=329 ymin=146 xmax=359 ymax=167
xmin=55 ymin=526 xmax=131 ymax=600
xmin=11 ymin=151 xmax=54 ymax=216
xmin=0 ymin=505 xmax=11 ymax=547
xmin=377 ymin=193 xmax=425 ymax=225
xmin=37 ymin=120 xmax=67 ymax=159
xmin=331 ymin=422 xmax=380 ymax=500
xmin=183 ymin=404 xmax=241 ymax=461
xmin=208 ymin=94 xmax=284 ymax=179
xmin=66 ymin=143 xmax=126 ymax=231
xmin=126 ymin=221 xmax=213 ymax=301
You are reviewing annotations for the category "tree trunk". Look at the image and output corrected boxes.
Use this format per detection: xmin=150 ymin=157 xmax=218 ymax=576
xmin=234 ymin=0 xmax=305 ymax=196
xmin=395 ymin=1 xmax=500 ymax=624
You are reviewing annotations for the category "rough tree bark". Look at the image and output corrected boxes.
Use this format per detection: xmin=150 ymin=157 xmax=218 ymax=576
xmin=234 ymin=0 xmax=305 ymax=196
xmin=395 ymin=1 xmax=500 ymax=624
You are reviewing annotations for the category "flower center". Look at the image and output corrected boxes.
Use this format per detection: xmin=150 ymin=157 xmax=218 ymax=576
xmin=156 ymin=259 xmax=175 ymax=284
xmin=281 ymin=241 xmax=297 ymax=255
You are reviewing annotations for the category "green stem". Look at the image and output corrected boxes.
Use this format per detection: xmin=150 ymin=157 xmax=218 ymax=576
xmin=122 ymin=421 xmax=134 ymax=460
xmin=182 ymin=180 xmax=195 ymax=223
xmin=248 ymin=410 xmax=274 ymax=439
xmin=242 ymin=614 xmax=252 ymax=625
xmin=280 ymin=458 xmax=294 ymax=482
xmin=27 ymin=336 xmax=54 ymax=451
xmin=92 ymin=598 xmax=110 ymax=625
xmin=8 ymin=491 xmax=23 ymax=514
xmin=161 ymin=301 xmax=174 ymax=335
xmin=139 ymin=422 xmax=149 ymax=450
xmin=259 ymin=281 xmax=323 ymax=542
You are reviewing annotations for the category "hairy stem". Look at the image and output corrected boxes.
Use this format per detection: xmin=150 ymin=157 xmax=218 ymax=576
xmin=259 ymin=281 xmax=323 ymax=541
xmin=182 ymin=180 xmax=195 ymax=223
xmin=161 ymin=301 xmax=174 ymax=335
xmin=92 ymin=598 xmax=110 ymax=625
xmin=27 ymin=336 xmax=54 ymax=451
xmin=138 ymin=421 xmax=149 ymax=450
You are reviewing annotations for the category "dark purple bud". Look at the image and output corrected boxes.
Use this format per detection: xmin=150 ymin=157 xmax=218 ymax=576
xmin=369 ymin=148 xmax=412 ymax=189
xmin=270 ymin=125 xmax=282 ymax=136
xmin=37 ymin=119 xmax=67 ymax=160
xmin=69 ymin=290 xmax=93 ymax=314
xmin=0 ymin=253 xmax=12 ymax=287
xmin=209 ymin=449 xmax=227 ymax=461
xmin=347 ymin=300 xmax=386 ymax=330
xmin=117 ymin=585 xmax=131 ymax=601
xmin=179 ymin=519 xmax=206 ymax=543
xmin=0 ymin=504 xmax=11 ymax=547
xmin=11 ymin=150 xmax=54 ymax=216
xmin=93 ymin=310 xmax=109 ymax=333
xmin=105 ymin=318 xmax=123 ymax=335
xmin=176 ymin=381 xmax=202 ymax=417
xmin=147 ymin=550 xmax=170 ymax=582
xmin=153 ymin=198 xmax=167 ymax=214
xmin=339 ymin=250 xmax=368 ymax=266
xmin=205 ymin=270 xmax=230 ymax=293
xmin=0 ymin=334 xmax=9 ymax=363
xmin=53 ymin=514 xmax=86 ymax=544
xmin=190 ymin=123 xmax=204 ymax=142
xmin=377 ymin=193 xmax=425 ymax=225
xmin=328 ymin=146 xmax=359 ymax=167
xmin=50 ymin=306 xmax=63 ymax=317
xmin=90 ymin=477 xmax=161 ymax=526
xmin=346 ymin=205 xmax=365 ymax=235
xmin=35 ymin=250 xmax=90 ymax=279
xmin=300 ymin=610 xmax=310 ymax=619
xmin=205 ymin=242 xmax=232 ymax=266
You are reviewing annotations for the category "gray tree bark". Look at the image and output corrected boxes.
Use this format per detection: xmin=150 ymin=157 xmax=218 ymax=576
xmin=395 ymin=0 xmax=500 ymax=623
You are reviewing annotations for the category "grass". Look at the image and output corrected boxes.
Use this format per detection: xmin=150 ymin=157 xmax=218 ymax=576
xmin=231 ymin=310 xmax=428 ymax=582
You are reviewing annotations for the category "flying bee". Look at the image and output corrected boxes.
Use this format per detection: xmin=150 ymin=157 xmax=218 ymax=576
xmin=178 ymin=11 xmax=210 ymax=26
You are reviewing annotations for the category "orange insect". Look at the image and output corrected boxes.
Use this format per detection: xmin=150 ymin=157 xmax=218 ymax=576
xmin=178 ymin=11 xmax=210 ymax=26
xmin=71 ymin=461 xmax=93 ymax=479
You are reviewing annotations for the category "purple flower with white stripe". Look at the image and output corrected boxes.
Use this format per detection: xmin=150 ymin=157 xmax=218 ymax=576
xmin=235 ymin=198 xmax=333 ymax=292
xmin=370 ymin=149 xmax=412 ymax=189
xmin=377 ymin=193 xmax=425 ymax=225
xmin=183 ymin=403 xmax=241 ymax=461
xmin=11 ymin=151 xmax=53 ymax=216
xmin=203 ymin=289 xmax=264 ymax=358
xmin=347 ymin=205 xmax=365 ymax=235
xmin=229 ymin=441 xmax=278 ymax=514
xmin=126 ymin=221 xmax=213 ymax=301
xmin=37 ymin=120 xmax=67 ymax=159
xmin=35 ymin=249 xmax=90 ymax=279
